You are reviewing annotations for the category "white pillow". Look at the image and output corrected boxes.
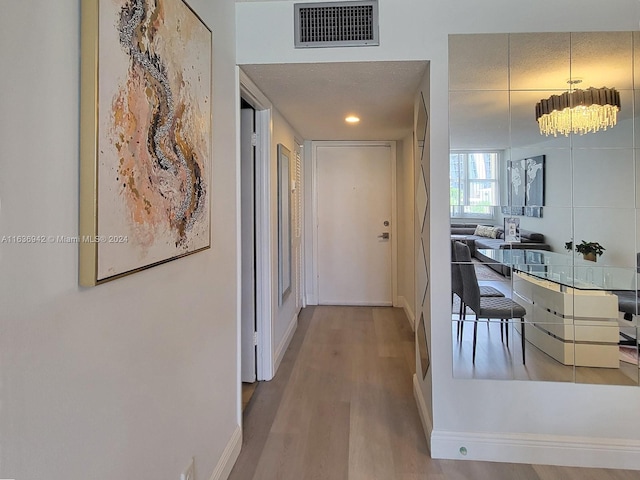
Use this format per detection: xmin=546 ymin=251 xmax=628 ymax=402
xmin=474 ymin=225 xmax=500 ymax=239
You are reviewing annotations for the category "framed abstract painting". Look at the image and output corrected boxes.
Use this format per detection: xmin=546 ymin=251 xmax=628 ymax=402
xmin=508 ymin=159 xmax=526 ymax=208
xmin=524 ymin=155 xmax=545 ymax=207
xmin=80 ymin=0 xmax=212 ymax=286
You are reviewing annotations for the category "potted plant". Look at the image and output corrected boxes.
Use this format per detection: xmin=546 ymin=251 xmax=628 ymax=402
xmin=574 ymin=240 xmax=605 ymax=262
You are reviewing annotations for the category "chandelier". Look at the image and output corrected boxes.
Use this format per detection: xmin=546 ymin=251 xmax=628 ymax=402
xmin=535 ymin=82 xmax=621 ymax=137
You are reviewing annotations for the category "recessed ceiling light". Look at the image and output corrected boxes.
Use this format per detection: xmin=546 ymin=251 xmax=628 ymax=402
xmin=345 ymin=115 xmax=360 ymax=124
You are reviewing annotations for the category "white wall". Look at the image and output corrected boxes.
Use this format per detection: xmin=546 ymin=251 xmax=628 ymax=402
xmin=509 ymin=143 xmax=636 ymax=268
xmin=0 ymin=1 xmax=240 ymax=479
xmin=237 ymin=0 xmax=640 ymax=470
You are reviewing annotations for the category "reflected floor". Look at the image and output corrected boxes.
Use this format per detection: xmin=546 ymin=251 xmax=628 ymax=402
xmin=452 ymin=277 xmax=639 ymax=386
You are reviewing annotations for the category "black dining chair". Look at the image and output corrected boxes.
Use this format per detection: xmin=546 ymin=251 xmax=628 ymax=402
xmin=451 ymin=241 xmax=504 ymax=341
xmin=454 ymin=241 xmax=527 ymax=364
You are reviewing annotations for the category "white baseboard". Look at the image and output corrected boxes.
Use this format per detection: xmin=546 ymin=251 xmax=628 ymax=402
xmin=209 ymin=425 xmax=242 ymax=480
xmin=398 ymin=295 xmax=416 ymax=330
xmin=430 ymin=426 xmax=640 ymax=471
xmin=415 ymin=374 xmax=640 ymax=471
xmin=273 ymin=312 xmax=298 ymax=375
xmin=305 ymin=293 xmax=318 ymax=306
xmin=412 ymin=374 xmax=433 ymax=453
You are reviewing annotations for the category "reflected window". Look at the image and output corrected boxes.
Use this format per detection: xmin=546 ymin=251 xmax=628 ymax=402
xmin=450 ymin=151 xmax=500 ymax=219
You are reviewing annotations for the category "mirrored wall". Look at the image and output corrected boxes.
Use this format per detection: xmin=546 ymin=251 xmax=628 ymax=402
xmin=449 ymin=32 xmax=640 ymax=385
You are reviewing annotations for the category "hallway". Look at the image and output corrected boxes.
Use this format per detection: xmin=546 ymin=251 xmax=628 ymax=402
xmin=229 ymin=306 xmax=638 ymax=480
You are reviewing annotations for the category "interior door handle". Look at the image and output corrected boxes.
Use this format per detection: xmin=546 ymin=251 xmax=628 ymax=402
xmin=378 ymin=232 xmax=390 ymax=240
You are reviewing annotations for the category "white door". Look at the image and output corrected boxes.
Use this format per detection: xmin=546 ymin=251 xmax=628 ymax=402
xmin=316 ymin=144 xmax=393 ymax=305
xmin=240 ymin=106 xmax=256 ymax=383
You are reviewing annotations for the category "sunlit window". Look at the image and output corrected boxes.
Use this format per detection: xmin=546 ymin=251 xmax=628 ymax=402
xmin=450 ymin=152 xmax=500 ymax=219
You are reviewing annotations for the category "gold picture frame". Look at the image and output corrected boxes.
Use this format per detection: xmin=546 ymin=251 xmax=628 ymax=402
xmin=80 ymin=0 xmax=212 ymax=286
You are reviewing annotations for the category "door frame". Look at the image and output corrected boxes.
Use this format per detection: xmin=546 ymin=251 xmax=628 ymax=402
xmin=239 ymin=68 xmax=275 ymax=382
xmin=309 ymin=140 xmax=398 ymax=306
xmin=240 ymin=105 xmax=257 ymax=383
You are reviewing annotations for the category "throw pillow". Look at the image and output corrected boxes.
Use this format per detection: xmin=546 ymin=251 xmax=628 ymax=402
xmin=474 ymin=225 xmax=500 ymax=239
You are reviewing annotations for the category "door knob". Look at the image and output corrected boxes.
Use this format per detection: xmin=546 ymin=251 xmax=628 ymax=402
xmin=378 ymin=232 xmax=390 ymax=240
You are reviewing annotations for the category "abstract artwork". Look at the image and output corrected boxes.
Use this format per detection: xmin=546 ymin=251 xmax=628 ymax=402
xmin=80 ymin=0 xmax=212 ymax=285
xmin=507 ymin=155 xmax=545 ymax=218
xmin=508 ymin=159 xmax=526 ymax=207
xmin=524 ymin=155 xmax=545 ymax=207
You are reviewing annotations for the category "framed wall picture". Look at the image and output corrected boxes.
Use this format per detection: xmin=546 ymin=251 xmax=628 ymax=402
xmin=525 ymin=155 xmax=545 ymax=207
xmin=508 ymin=159 xmax=526 ymax=207
xmin=504 ymin=216 xmax=520 ymax=243
xmin=80 ymin=0 xmax=213 ymax=286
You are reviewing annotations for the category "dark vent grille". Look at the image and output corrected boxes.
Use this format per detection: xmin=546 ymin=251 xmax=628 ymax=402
xmin=295 ymin=1 xmax=379 ymax=48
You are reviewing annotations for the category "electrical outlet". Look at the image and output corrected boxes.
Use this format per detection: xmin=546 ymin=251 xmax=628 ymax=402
xmin=180 ymin=457 xmax=194 ymax=480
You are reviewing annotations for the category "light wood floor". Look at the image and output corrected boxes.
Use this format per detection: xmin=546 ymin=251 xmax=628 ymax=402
xmin=242 ymin=382 xmax=258 ymax=410
xmin=228 ymin=305 xmax=639 ymax=480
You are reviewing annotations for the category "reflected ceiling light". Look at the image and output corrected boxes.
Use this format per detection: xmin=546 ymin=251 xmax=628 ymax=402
xmin=345 ymin=115 xmax=360 ymax=124
xmin=535 ymin=81 xmax=621 ymax=137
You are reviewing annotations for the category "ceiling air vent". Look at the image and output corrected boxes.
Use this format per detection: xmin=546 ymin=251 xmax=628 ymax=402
xmin=294 ymin=1 xmax=379 ymax=48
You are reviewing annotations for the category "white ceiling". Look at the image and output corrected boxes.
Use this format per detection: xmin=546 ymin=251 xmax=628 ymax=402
xmin=239 ymin=33 xmax=634 ymax=147
xmin=240 ymin=61 xmax=429 ymax=141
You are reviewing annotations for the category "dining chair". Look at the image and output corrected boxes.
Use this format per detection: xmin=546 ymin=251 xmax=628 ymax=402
xmin=451 ymin=241 xmax=504 ymax=341
xmin=454 ymin=241 xmax=527 ymax=364
xmin=613 ymin=252 xmax=640 ymax=322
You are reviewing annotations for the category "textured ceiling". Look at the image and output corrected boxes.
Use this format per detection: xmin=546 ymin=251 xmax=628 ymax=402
xmin=240 ymin=61 xmax=429 ymax=141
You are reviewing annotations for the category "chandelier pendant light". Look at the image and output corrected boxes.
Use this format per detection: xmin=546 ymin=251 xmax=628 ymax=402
xmin=535 ymin=81 xmax=621 ymax=137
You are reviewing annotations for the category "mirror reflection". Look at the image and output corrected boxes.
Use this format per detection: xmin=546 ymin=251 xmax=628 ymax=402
xmin=449 ymin=32 xmax=639 ymax=385
xmin=416 ymin=92 xmax=431 ymax=379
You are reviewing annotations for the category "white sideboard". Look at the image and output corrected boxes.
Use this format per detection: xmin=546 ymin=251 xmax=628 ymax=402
xmin=513 ymin=272 xmax=620 ymax=368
